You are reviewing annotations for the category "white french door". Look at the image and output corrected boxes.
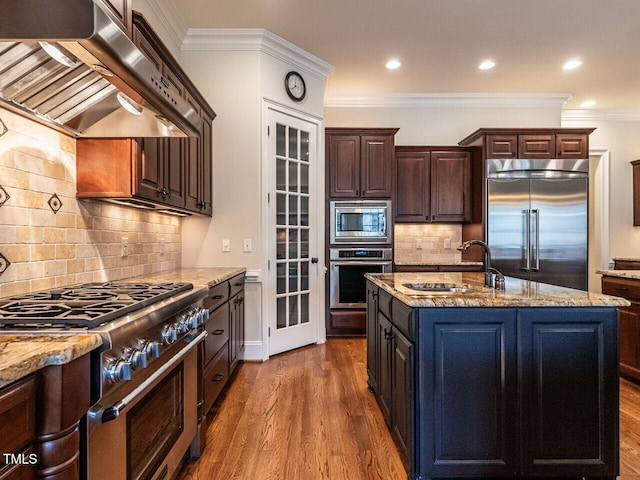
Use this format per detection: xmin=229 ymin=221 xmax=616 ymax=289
xmin=264 ymin=105 xmax=324 ymax=356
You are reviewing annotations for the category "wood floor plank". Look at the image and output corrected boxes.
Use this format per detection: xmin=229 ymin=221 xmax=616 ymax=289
xmin=178 ymin=338 xmax=640 ymax=480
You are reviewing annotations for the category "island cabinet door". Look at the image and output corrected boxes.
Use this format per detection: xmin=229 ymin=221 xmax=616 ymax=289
xmin=518 ymin=307 xmax=619 ymax=477
xmin=420 ymin=308 xmax=518 ymax=477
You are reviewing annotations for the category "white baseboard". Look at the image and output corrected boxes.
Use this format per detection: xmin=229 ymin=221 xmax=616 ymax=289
xmin=241 ymin=340 xmax=266 ymax=361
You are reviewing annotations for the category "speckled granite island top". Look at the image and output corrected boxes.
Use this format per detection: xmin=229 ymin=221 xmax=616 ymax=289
xmin=128 ymin=267 xmax=246 ymax=288
xmin=366 ymin=272 xmax=630 ymax=308
xmin=0 ymin=333 xmax=102 ymax=388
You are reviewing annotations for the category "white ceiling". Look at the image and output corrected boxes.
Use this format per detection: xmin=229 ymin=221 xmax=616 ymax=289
xmin=170 ymin=0 xmax=640 ymax=110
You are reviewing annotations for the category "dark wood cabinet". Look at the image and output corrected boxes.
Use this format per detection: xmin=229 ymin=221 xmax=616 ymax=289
xmin=366 ymin=283 xmax=379 ymax=394
xmin=479 ymin=130 xmax=591 ymax=160
xmin=98 ymin=0 xmax=132 ymax=35
xmin=326 ymin=128 xmax=398 ymax=198
xmin=229 ymin=275 xmax=245 ymax=375
xmin=137 ymin=137 xmax=186 ymax=209
xmin=602 ymin=275 xmax=640 ymax=381
xmin=0 ymin=355 xmax=91 ymax=480
xmin=395 ymin=147 xmax=471 ymax=223
xmin=367 ymin=279 xmax=619 ymax=480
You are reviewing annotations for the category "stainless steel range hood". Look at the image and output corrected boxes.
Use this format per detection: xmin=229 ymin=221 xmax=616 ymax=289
xmin=0 ymin=0 xmax=201 ymax=137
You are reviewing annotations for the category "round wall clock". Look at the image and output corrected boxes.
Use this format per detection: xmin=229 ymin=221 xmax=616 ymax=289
xmin=285 ymin=71 xmax=306 ymax=102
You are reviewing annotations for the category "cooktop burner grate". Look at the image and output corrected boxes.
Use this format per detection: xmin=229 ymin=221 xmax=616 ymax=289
xmin=0 ymin=282 xmax=192 ymax=329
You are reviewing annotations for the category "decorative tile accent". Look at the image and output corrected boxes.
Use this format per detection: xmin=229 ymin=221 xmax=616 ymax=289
xmin=0 ymin=117 xmax=6 ymax=137
xmin=47 ymin=193 xmax=62 ymax=214
xmin=0 ymin=253 xmax=10 ymax=276
xmin=0 ymin=185 xmax=9 ymax=207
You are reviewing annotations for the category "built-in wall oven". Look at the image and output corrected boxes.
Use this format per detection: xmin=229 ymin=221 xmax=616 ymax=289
xmin=329 ymin=248 xmax=392 ymax=308
xmin=330 ymin=200 xmax=391 ymax=244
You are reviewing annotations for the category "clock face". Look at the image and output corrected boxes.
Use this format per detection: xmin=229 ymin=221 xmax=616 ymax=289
xmin=285 ymin=71 xmax=306 ymax=101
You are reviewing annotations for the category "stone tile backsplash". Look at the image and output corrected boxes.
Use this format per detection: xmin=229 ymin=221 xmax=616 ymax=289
xmin=0 ymin=109 xmax=182 ymax=297
xmin=394 ymin=224 xmax=462 ymax=264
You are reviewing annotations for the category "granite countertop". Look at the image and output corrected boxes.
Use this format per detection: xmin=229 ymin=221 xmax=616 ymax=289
xmin=597 ymin=269 xmax=640 ymax=280
xmin=128 ymin=267 xmax=246 ymax=288
xmin=0 ymin=267 xmax=246 ymax=389
xmin=0 ymin=334 xmax=103 ymax=388
xmin=366 ymin=272 xmax=630 ymax=308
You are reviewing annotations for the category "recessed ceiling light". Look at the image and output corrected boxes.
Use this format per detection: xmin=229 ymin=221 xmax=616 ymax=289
xmin=478 ymin=60 xmax=496 ymax=70
xmin=386 ymin=59 xmax=401 ymax=70
xmin=580 ymin=99 xmax=596 ymax=108
xmin=563 ymin=59 xmax=583 ymax=70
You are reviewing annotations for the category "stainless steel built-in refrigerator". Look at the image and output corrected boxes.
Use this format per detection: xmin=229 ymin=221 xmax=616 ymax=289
xmin=487 ymin=159 xmax=588 ymax=290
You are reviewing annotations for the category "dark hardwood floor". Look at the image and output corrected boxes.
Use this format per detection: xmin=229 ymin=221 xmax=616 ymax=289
xmin=177 ymin=338 xmax=640 ymax=480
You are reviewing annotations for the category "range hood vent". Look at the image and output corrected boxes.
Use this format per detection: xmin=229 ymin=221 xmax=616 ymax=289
xmin=0 ymin=0 xmax=201 ymax=138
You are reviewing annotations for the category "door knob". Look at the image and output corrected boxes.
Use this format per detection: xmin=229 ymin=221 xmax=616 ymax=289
xmin=311 ymin=257 xmax=319 ymax=264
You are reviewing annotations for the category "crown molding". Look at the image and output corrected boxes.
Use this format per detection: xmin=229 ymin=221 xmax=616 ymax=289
xmin=324 ymin=93 xmax=572 ymax=108
xmin=139 ymin=0 xmax=188 ymax=53
xmin=562 ymin=109 xmax=640 ymax=122
xmin=181 ymin=28 xmax=334 ymax=81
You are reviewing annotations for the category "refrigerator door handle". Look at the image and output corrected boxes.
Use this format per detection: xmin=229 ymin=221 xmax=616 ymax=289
xmin=522 ymin=209 xmax=530 ymax=271
xmin=531 ymin=209 xmax=540 ymax=271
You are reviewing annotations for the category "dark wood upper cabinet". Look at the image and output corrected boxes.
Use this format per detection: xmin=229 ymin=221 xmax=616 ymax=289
xmin=632 ymin=159 xmax=640 ymax=227
xmin=485 ymin=134 xmax=518 ymax=158
xmin=98 ymin=0 xmax=132 ymax=36
xmin=518 ymin=134 xmax=555 ymax=159
xmin=326 ymin=128 xmax=398 ymax=198
xmin=395 ymin=147 xmax=471 ymax=223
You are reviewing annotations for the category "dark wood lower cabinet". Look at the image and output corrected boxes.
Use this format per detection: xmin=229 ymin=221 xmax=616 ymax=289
xmin=366 ymin=280 xmax=619 ymax=480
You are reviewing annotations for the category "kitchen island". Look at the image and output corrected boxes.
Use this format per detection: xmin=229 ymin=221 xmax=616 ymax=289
xmin=366 ymin=272 xmax=628 ymax=480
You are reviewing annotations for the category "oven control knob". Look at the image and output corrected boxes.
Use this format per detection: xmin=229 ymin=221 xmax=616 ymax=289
xmin=161 ymin=325 xmax=178 ymax=344
xmin=199 ymin=307 xmax=209 ymax=325
xmin=105 ymin=359 xmax=132 ymax=384
xmin=124 ymin=348 xmax=148 ymax=370
xmin=140 ymin=340 xmax=161 ymax=359
xmin=175 ymin=318 xmax=189 ymax=334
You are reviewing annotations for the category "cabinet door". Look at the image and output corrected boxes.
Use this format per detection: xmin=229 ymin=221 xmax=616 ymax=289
xmin=633 ymin=160 xmax=640 ymax=227
xmin=518 ymin=307 xmax=618 ymax=477
xmin=377 ymin=312 xmax=393 ymax=424
xmin=361 ymin=135 xmax=393 ymax=198
xmin=424 ymin=308 xmax=517 ymax=477
xmin=100 ymin=0 xmax=131 ymax=35
xmin=184 ymin=136 xmax=201 ymax=212
xmin=229 ymin=293 xmax=245 ymax=375
xmin=556 ymin=133 xmax=588 ymax=159
xmin=485 ymin=135 xmax=517 ymax=159
xmin=200 ymin=114 xmax=213 ymax=215
xmin=163 ymin=139 xmax=186 ymax=208
xmin=391 ymin=328 xmax=413 ymax=465
xmin=395 ymin=150 xmax=430 ymax=223
xmin=430 ymin=151 xmax=471 ymax=222
xmin=328 ymin=135 xmax=360 ymax=197
xmin=366 ymin=283 xmax=379 ymax=392
xmin=135 ymin=137 xmax=164 ymax=201
xmin=518 ymin=134 xmax=555 ymax=159
xmin=619 ymin=306 xmax=640 ymax=380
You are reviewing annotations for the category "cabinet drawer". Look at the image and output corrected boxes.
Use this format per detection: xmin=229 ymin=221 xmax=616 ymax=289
xmin=204 ymin=282 xmax=229 ymax=312
xmin=229 ymin=274 xmax=245 ymax=298
xmin=379 ymin=288 xmax=393 ymax=319
xmin=0 ymin=376 xmax=35 ymax=461
xmin=602 ymin=277 xmax=640 ymax=302
xmin=203 ymin=343 xmax=229 ymax=414
xmin=391 ymin=298 xmax=413 ymax=340
xmin=203 ymin=303 xmax=230 ymax=365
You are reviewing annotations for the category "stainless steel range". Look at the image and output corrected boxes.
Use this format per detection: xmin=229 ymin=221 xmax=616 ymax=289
xmin=0 ymin=281 xmax=209 ymax=480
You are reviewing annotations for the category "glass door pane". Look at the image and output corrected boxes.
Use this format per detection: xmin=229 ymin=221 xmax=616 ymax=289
xmin=275 ymin=122 xmax=311 ymax=331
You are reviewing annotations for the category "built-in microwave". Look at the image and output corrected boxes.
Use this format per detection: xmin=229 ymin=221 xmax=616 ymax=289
xmin=330 ymin=200 xmax=391 ymax=244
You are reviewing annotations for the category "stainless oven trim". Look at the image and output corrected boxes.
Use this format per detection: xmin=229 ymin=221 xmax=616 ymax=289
xmin=330 ymin=200 xmax=392 ymax=244
xmin=92 ymin=330 xmax=207 ymax=423
xmin=329 ymin=259 xmax=392 ymax=309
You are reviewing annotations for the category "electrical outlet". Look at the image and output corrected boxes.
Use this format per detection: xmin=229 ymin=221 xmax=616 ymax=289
xmin=159 ymin=238 xmax=165 ymax=255
xmin=222 ymin=239 xmax=230 ymax=252
xmin=416 ymin=238 xmax=423 ymax=250
xmin=243 ymin=238 xmax=252 ymax=252
xmin=121 ymin=237 xmax=129 ymax=257
xmin=444 ymin=238 xmax=452 ymax=249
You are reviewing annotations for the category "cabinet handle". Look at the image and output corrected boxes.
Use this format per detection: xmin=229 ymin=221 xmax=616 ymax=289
xmin=212 ymin=329 xmax=224 ymax=335
xmin=616 ymin=286 xmax=630 ymax=292
xmin=212 ymin=295 xmax=224 ymax=300
xmin=384 ymin=328 xmax=393 ymax=342
xmin=212 ymin=374 xmax=224 ymax=382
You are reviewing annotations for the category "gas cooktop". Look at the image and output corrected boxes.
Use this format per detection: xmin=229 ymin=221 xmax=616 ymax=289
xmin=0 ymin=282 xmax=193 ymax=329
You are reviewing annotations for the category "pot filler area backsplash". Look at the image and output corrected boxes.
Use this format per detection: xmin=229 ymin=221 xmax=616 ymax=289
xmin=394 ymin=224 xmax=463 ymax=264
xmin=0 ymin=108 xmax=182 ymax=298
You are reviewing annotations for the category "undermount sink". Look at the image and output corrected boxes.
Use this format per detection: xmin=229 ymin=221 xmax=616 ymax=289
xmin=402 ymin=282 xmax=471 ymax=293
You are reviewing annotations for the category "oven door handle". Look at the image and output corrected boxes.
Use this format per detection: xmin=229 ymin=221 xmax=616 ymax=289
xmin=331 ymin=261 xmax=392 ymax=267
xmin=97 ymin=330 xmax=208 ymax=423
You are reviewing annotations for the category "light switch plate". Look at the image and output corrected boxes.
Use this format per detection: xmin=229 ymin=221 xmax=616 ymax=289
xmin=222 ymin=239 xmax=230 ymax=252
xmin=243 ymin=238 xmax=252 ymax=252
